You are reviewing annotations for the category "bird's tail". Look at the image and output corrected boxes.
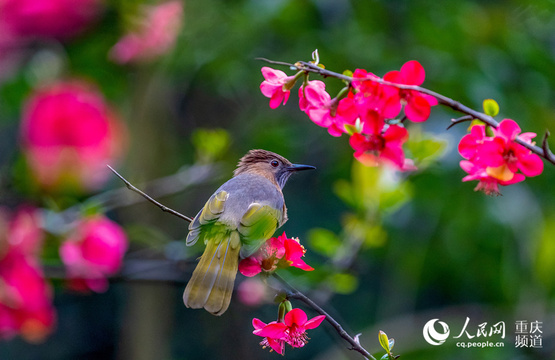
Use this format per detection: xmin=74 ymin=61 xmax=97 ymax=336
xmin=183 ymin=231 xmax=241 ymax=316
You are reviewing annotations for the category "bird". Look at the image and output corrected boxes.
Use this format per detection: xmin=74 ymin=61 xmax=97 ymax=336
xmin=183 ymin=149 xmax=315 ymax=315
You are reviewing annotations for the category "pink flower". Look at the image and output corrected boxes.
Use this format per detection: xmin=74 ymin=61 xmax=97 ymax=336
xmin=60 ymin=215 xmax=128 ymax=293
xmin=253 ymin=308 xmax=326 ymax=349
xmin=252 ymin=318 xmax=286 ymax=354
xmin=109 ymin=1 xmax=183 ymax=64
xmin=20 ymin=80 xmax=127 ymax=193
xmin=299 ymin=81 xmax=352 ymax=137
xmin=0 ymin=208 xmax=55 ymax=342
xmin=458 ymin=120 xmax=543 ymax=194
xmin=0 ymin=0 xmax=102 ymax=39
xmin=383 ymin=60 xmax=438 ymax=122
xmin=349 ymin=112 xmax=410 ymax=170
xmin=238 ymin=232 xmax=313 ymax=277
xmin=479 ymin=119 xmax=544 ymax=179
xmin=260 ymin=67 xmax=296 ymax=109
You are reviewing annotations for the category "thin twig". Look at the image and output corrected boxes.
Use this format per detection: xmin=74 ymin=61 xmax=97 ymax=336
xmin=258 ymin=58 xmax=555 ymax=166
xmin=107 ymin=165 xmax=193 ymax=223
xmin=447 ymin=115 xmax=474 ymax=130
xmin=272 ymin=273 xmax=375 ymax=360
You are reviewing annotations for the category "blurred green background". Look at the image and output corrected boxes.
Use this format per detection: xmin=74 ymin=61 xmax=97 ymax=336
xmin=1 ymin=0 xmax=555 ymax=359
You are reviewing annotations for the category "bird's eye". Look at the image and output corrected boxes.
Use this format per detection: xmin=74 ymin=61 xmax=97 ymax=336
xmin=270 ymin=160 xmax=280 ymax=167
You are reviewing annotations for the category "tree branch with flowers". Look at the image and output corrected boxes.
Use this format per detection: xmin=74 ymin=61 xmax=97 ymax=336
xmin=259 ymin=50 xmax=551 ymax=196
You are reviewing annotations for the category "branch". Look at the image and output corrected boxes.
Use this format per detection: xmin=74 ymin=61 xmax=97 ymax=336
xmin=107 ymin=165 xmax=194 ymax=223
xmin=259 ymin=58 xmax=555 ymax=166
xmin=273 ymin=273 xmax=376 ymax=360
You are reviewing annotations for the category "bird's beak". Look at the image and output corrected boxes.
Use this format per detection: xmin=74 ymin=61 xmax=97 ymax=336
xmin=288 ymin=163 xmax=316 ymax=172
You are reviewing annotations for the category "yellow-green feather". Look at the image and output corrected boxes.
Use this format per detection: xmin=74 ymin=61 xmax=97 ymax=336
xmin=183 ymin=190 xmax=282 ymax=315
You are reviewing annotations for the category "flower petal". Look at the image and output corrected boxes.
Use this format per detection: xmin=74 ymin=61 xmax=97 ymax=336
xmin=400 ymin=60 xmax=425 ymax=85
xmin=304 ymin=315 xmax=326 ymax=330
xmin=252 ymin=318 xmax=267 ymax=331
xmin=405 ymin=95 xmax=431 ymax=122
xmin=285 ymin=308 xmax=308 ymax=327
xmin=495 ymin=119 xmax=521 ymax=141
xmin=517 ymin=153 xmax=544 ymax=177
xmin=238 ymin=257 xmax=262 ymax=277
xmin=254 ymin=323 xmax=287 ymax=339
xmin=261 ymin=67 xmax=287 ymax=83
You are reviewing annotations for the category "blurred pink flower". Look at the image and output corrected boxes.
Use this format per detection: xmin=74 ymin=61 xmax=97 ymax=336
xmin=60 ymin=215 xmax=128 ymax=293
xmin=20 ymin=80 xmax=127 ymax=193
xmin=237 ymin=278 xmax=268 ymax=307
xmin=109 ymin=1 xmax=183 ymax=64
xmin=0 ymin=207 xmax=55 ymax=342
xmin=0 ymin=0 xmax=103 ymax=39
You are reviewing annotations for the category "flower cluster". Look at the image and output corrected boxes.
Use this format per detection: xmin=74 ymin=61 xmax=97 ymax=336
xmin=458 ymin=119 xmax=544 ymax=195
xmin=260 ymin=56 xmax=548 ymax=193
xmin=0 ymin=207 xmax=128 ymax=342
xmin=253 ymin=306 xmax=325 ymax=355
xmin=261 ymin=60 xmax=437 ymax=171
xmin=238 ymin=232 xmax=313 ymax=277
xmin=0 ymin=208 xmax=55 ymax=342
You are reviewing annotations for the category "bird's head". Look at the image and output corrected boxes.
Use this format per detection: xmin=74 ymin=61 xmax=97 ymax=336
xmin=234 ymin=149 xmax=315 ymax=188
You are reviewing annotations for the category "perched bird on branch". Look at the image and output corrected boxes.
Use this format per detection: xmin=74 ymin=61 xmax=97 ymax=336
xmin=183 ymin=149 xmax=314 ymax=315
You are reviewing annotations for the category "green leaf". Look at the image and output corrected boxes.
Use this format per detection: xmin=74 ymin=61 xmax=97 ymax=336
xmin=342 ymin=69 xmax=353 ymax=77
xmin=483 ymin=98 xmax=499 ymax=117
xmin=379 ymin=330 xmax=390 ymax=353
xmin=308 ymin=228 xmax=342 ymax=257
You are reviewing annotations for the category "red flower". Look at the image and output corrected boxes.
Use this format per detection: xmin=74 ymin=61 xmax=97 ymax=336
xmin=458 ymin=120 xmax=543 ymax=194
xmin=252 ymin=318 xmax=286 ymax=354
xmin=109 ymin=1 xmax=183 ymax=64
xmin=383 ymin=60 xmax=438 ymax=122
xmin=351 ymin=69 xmax=402 ymax=120
xmin=60 ymin=215 xmax=128 ymax=293
xmin=479 ymin=119 xmax=543 ymax=179
xmin=0 ymin=208 xmax=55 ymax=342
xmin=260 ymin=67 xmax=296 ymax=109
xmin=253 ymin=308 xmax=326 ymax=349
xmin=238 ymin=232 xmax=313 ymax=277
xmin=20 ymin=80 xmax=127 ymax=193
xmin=349 ymin=110 xmax=410 ymax=170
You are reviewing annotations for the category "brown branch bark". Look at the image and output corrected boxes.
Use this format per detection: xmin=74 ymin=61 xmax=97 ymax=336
xmin=273 ymin=273 xmax=376 ymax=360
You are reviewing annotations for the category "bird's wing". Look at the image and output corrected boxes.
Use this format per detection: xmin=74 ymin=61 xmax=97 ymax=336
xmin=237 ymin=202 xmax=283 ymax=258
xmin=186 ymin=190 xmax=229 ymax=246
